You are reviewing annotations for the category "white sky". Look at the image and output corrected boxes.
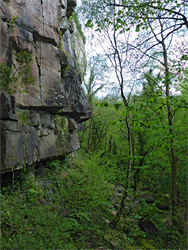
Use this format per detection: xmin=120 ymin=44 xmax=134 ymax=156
xmin=76 ymin=0 xmax=188 ymax=98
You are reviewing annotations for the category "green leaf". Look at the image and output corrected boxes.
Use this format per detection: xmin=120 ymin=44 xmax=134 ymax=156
xmin=100 ymin=101 xmax=109 ymax=108
xmin=181 ymin=54 xmax=188 ymax=61
xmin=136 ymin=24 xmax=141 ymax=32
xmin=145 ymin=113 xmax=151 ymax=118
xmin=112 ymin=121 xmax=117 ymax=126
xmin=85 ymin=19 xmax=93 ymax=28
xmin=114 ymin=103 xmax=122 ymax=110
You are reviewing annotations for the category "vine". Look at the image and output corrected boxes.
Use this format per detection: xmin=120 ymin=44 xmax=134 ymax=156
xmin=0 ymin=50 xmax=34 ymax=95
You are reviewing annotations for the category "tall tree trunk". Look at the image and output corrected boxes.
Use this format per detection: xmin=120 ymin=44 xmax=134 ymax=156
xmin=108 ymin=135 xmax=113 ymax=153
xmin=161 ymin=38 xmax=178 ymax=225
xmin=87 ymin=117 xmax=93 ymax=151
xmin=110 ymin=18 xmax=133 ymax=227
xmin=133 ymin=132 xmax=143 ymax=192
xmin=111 ymin=115 xmax=132 ymax=227
xmin=87 ymin=105 xmax=93 ymax=151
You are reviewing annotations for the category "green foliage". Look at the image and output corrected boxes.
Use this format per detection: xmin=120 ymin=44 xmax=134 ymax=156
xmin=0 ymin=50 xmax=34 ymax=95
xmin=1 ymin=1 xmax=187 ymax=249
xmin=82 ymin=0 xmax=188 ymax=35
xmin=83 ymin=54 xmax=110 ymax=104
xmin=10 ymin=16 xmax=18 ymax=28
xmin=137 ymin=200 xmax=164 ymax=225
xmin=17 ymin=111 xmax=29 ymax=125
xmin=0 ymin=155 xmax=114 ymax=249
xmin=82 ymin=0 xmax=187 ymax=248
xmin=69 ymin=12 xmax=86 ymax=44
xmin=79 ymin=84 xmax=187 ymax=248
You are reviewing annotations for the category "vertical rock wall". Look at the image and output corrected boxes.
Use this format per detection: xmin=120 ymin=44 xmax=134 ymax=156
xmin=0 ymin=0 xmax=91 ymax=172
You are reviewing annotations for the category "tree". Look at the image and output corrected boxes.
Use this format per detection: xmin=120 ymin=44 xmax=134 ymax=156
xmin=81 ymin=0 xmax=188 ymax=225
xmin=82 ymin=55 xmax=110 ymax=151
xmin=83 ymin=9 xmax=139 ymax=225
xmin=83 ymin=0 xmax=188 ymax=32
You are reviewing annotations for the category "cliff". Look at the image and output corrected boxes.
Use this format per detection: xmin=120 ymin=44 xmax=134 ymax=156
xmin=0 ymin=0 xmax=91 ymax=172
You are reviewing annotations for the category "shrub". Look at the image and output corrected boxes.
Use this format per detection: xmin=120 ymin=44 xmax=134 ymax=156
xmin=0 ymin=154 xmax=113 ymax=249
xmin=0 ymin=50 xmax=34 ymax=95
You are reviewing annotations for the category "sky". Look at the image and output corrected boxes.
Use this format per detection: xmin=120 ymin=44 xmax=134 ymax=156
xmin=76 ymin=0 xmax=188 ymax=98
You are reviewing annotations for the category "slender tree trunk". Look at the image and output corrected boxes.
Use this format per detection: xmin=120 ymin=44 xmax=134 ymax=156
xmin=162 ymin=39 xmax=178 ymax=225
xmin=133 ymin=132 xmax=143 ymax=192
xmin=110 ymin=15 xmax=133 ymax=226
xmin=111 ymin=116 xmax=132 ymax=227
xmin=87 ymin=105 xmax=93 ymax=151
xmin=109 ymin=135 xmax=113 ymax=153
xmin=87 ymin=117 xmax=93 ymax=151
xmin=121 ymin=116 xmax=132 ymax=205
xmin=113 ymin=141 xmax=117 ymax=155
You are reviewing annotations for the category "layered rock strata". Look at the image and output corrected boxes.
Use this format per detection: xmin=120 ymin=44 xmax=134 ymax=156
xmin=0 ymin=0 xmax=90 ymax=172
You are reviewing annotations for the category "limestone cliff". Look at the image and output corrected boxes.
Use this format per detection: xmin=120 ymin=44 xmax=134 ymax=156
xmin=0 ymin=0 xmax=91 ymax=172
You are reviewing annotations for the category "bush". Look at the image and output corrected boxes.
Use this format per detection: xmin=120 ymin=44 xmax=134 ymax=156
xmin=0 ymin=154 xmax=113 ymax=249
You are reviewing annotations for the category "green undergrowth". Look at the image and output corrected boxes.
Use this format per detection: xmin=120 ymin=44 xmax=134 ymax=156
xmin=0 ymin=153 xmax=187 ymax=249
xmin=0 ymin=155 xmax=113 ymax=249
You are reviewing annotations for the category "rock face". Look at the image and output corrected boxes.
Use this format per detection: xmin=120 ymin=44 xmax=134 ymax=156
xmin=0 ymin=0 xmax=91 ymax=172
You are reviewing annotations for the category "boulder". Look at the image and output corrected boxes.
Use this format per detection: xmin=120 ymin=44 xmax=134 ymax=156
xmin=138 ymin=219 xmax=158 ymax=235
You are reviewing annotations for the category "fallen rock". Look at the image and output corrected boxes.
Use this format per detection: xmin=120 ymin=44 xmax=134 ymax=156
xmin=138 ymin=219 xmax=158 ymax=235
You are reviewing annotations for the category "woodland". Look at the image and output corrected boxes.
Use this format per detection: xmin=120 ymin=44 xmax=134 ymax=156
xmin=1 ymin=0 xmax=188 ymax=249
